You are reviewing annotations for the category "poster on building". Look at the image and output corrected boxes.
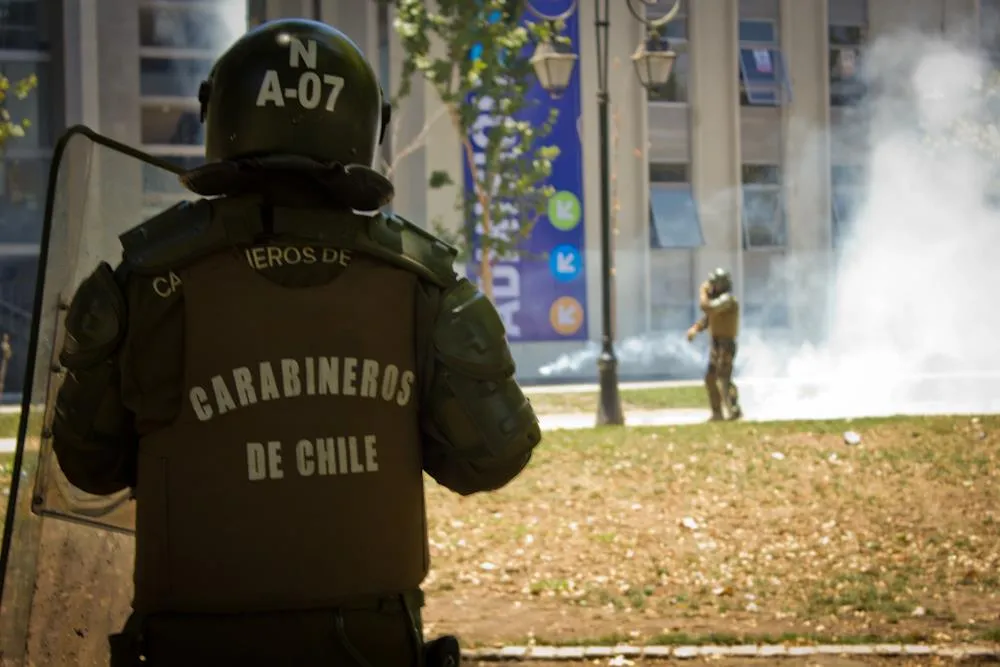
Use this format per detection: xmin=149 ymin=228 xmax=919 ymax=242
xmin=463 ymin=0 xmax=588 ymax=342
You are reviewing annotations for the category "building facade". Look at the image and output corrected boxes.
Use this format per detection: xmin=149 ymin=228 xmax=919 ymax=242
xmin=0 ymin=0 xmax=991 ymax=394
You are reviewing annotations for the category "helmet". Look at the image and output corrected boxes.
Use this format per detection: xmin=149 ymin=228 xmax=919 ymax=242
xmin=197 ymin=19 xmax=391 ymax=167
xmin=708 ymin=267 xmax=732 ymax=293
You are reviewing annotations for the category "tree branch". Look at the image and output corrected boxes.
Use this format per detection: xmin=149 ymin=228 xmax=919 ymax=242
xmin=385 ymin=104 xmax=450 ymax=178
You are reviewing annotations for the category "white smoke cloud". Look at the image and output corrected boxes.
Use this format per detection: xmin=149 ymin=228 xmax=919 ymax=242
xmin=539 ymin=24 xmax=1000 ymax=420
xmin=739 ymin=26 xmax=1000 ymax=420
xmin=217 ymin=0 xmax=252 ymax=50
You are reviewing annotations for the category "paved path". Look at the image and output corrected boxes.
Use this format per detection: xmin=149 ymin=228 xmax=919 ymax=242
xmin=523 ymin=379 xmax=701 ymax=394
xmin=538 ymin=408 xmax=709 ymax=430
xmin=463 ymin=643 xmax=999 ymax=661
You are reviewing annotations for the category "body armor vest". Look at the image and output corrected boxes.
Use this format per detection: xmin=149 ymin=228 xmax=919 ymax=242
xmin=131 ymin=247 xmax=428 ymax=614
xmin=706 ymin=301 xmax=739 ymax=339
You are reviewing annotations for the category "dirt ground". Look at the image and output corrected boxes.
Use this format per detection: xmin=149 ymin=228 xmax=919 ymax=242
xmin=463 ymin=659 xmax=1000 ymax=667
xmin=2 ymin=416 xmax=998 ymax=666
xmin=421 ymin=416 xmax=1000 ymax=647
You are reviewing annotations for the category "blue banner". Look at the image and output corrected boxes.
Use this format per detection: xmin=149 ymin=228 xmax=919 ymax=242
xmin=464 ymin=0 xmax=588 ymax=342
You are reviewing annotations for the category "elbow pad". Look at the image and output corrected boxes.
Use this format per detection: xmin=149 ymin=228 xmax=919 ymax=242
xmin=54 ymin=262 xmax=128 ymax=438
xmin=60 ymin=262 xmax=127 ymax=370
xmin=426 ymin=278 xmax=541 ymax=462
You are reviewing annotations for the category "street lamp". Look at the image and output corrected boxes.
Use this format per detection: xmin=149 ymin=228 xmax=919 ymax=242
xmin=527 ymin=0 xmax=681 ymax=426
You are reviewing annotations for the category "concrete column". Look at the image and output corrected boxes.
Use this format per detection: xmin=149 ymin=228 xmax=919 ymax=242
xmin=605 ymin=2 xmax=649 ymax=340
xmin=91 ymin=0 xmax=142 ymax=267
xmin=868 ymin=0 xmax=974 ymax=35
xmin=945 ymin=0 xmax=978 ymax=34
xmin=688 ymin=0 xmax=741 ymax=302
xmin=60 ymin=0 xmax=100 ymax=129
xmin=780 ymin=0 xmax=832 ymax=340
xmin=265 ymin=0 xmax=311 ymax=19
xmin=96 ymin=0 xmax=140 ymax=144
xmin=315 ymin=1 xmax=378 ymax=52
xmin=421 ymin=2 xmax=461 ymax=239
xmin=384 ymin=4 xmax=433 ymax=231
xmin=870 ymin=0 xmax=943 ymax=35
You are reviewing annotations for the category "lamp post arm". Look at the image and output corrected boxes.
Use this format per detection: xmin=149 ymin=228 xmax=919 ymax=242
xmin=523 ymin=0 xmax=579 ymax=22
xmin=625 ymin=0 xmax=681 ymax=32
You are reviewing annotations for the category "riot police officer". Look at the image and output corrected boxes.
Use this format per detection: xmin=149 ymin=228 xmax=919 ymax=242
xmin=687 ymin=268 xmax=743 ymax=421
xmin=51 ymin=18 xmax=541 ymax=667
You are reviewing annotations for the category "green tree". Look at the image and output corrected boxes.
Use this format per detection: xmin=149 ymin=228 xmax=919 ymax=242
xmin=0 ymin=72 xmax=38 ymax=149
xmin=389 ymin=0 xmax=565 ymax=299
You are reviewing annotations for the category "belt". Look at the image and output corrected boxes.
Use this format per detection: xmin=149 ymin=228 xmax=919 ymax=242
xmin=109 ymin=590 xmax=431 ymax=667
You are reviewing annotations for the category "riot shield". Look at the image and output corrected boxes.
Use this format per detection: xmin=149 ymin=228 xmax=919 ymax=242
xmin=0 ymin=125 xmax=190 ymax=662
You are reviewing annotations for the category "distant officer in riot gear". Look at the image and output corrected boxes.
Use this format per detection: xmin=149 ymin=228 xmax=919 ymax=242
xmin=51 ymin=18 xmax=540 ymax=667
xmin=686 ymin=268 xmax=742 ymax=421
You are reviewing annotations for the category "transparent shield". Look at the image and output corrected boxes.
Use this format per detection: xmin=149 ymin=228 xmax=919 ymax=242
xmin=0 ymin=126 xmax=189 ymax=661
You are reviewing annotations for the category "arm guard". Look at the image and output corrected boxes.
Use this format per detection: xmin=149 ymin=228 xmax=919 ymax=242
xmin=424 ymin=278 xmax=541 ymax=463
xmin=698 ymin=281 xmax=713 ymax=309
xmin=52 ymin=262 xmax=137 ymax=495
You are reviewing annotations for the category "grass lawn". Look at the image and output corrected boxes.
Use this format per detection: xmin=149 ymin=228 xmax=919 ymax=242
xmin=513 ymin=662 xmax=994 ymax=667
xmin=525 ymin=385 xmax=706 ymax=414
xmin=0 ymin=451 xmax=12 ymax=535
xmin=506 ymin=661 xmax=995 ymax=667
xmin=1 ymin=414 xmax=998 ymax=649
xmin=0 ymin=412 xmax=25 ymax=439
xmin=420 ymin=415 xmax=1000 ymax=647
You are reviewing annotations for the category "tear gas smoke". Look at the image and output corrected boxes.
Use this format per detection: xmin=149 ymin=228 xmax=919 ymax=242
xmin=150 ymin=1 xmax=248 ymax=96
xmin=539 ymin=26 xmax=1000 ymax=420
xmin=218 ymin=1 xmax=251 ymax=47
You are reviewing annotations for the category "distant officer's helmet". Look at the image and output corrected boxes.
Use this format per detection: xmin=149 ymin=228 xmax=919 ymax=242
xmin=709 ymin=268 xmax=732 ymax=292
xmin=197 ymin=19 xmax=391 ymax=168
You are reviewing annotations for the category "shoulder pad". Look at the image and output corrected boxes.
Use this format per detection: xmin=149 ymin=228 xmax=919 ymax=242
xmin=708 ymin=292 xmax=737 ymax=312
xmin=119 ymin=198 xmax=215 ymax=274
xmin=119 ymin=198 xmax=266 ymax=274
xmin=60 ymin=262 xmax=127 ymax=369
xmin=425 ymin=277 xmax=539 ymax=463
xmin=358 ymin=213 xmax=459 ymax=288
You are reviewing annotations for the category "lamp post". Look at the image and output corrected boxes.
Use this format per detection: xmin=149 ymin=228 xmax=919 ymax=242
xmin=528 ymin=0 xmax=681 ymax=426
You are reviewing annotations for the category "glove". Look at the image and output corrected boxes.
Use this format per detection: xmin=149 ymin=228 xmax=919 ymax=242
xmin=686 ymin=326 xmax=698 ymax=342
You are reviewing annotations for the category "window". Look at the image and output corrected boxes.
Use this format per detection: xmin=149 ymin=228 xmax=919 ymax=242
xmin=647 ymin=1 xmax=689 ymax=103
xmin=0 ymin=56 xmax=52 ymax=245
xmin=139 ymin=4 xmax=244 ymax=51
xmin=981 ymin=0 xmax=1000 ymax=66
xmin=141 ymin=155 xmax=203 ymax=209
xmin=0 ymin=0 xmax=50 ymax=51
xmin=738 ymin=20 xmax=791 ymax=107
xmin=248 ymin=0 xmax=266 ymax=29
xmin=0 ymin=59 xmax=53 ymax=149
xmin=141 ymin=105 xmax=204 ymax=146
xmin=378 ymin=0 xmax=392 ymax=176
xmin=138 ymin=2 xmax=248 ymax=209
xmin=829 ymin=19 xmax=867 ymax=107
xmin=649 ymin=162 xmax=700 ymax=331
xmin=831 ymin=164 xmax=865 ymax=248
xmin=649 ymin=249 xmax=697 ymax=332
xmin=741 ymin=164 xmax=786 ymax=248
xmin=0 ymin=156 xmax=49 ymax=244
xmin=140 ymin=56 xmax=215 ymax=98
xmin=648 ymin=164 xmax=703 ymax=249
xmin=649 ymin=163 xmax=688 ymax=183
